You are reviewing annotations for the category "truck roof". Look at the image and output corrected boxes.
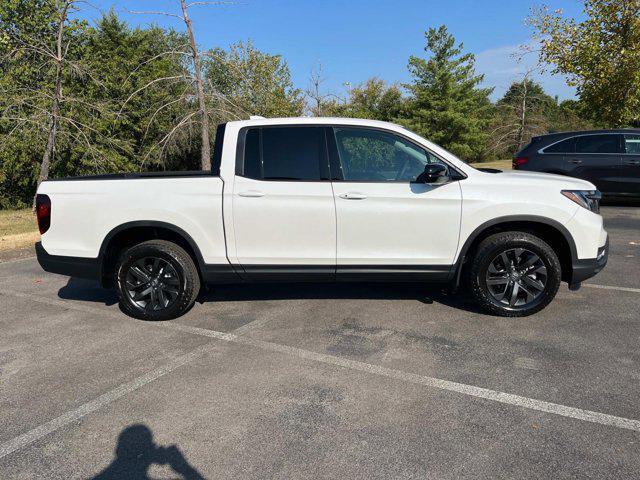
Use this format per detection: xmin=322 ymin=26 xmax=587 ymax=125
xmin=226 ymin=116 xmax=405 ymax=130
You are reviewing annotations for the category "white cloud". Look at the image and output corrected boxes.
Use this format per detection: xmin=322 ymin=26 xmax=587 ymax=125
xmin=475 ymin=43 xmax=576 ymax=101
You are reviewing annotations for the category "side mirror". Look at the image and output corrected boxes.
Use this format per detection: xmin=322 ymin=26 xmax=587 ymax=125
xmin=417 ymin=163 xmax=448 ymax=184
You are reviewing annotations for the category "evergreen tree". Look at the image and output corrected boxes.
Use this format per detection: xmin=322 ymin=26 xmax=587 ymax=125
xmin=82 ymin=12 xmax=198 ymax=171
xmin=401 ymin=25 xmax=493 ymax=161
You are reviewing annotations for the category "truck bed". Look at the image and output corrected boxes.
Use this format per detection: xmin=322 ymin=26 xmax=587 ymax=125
xmin=37 ymin=175 xmax=228 ymax=264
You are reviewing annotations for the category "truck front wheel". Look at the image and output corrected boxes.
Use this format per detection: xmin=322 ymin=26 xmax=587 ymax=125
xmin=468 ymin=232 xmax=561 ymax=317
xmin=115 ymin=240 xmax=200 ymax=320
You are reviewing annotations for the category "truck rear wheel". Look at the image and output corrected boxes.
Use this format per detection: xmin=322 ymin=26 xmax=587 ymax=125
xmin=116 ymin=240 xmax=200 ymax=320
xmin=468 ymin=232 xmax=561 ymax=317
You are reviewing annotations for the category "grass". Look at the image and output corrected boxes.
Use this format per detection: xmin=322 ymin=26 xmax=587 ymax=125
xmin=469 ymin=159 xmax=512 ymax=170
xmin=0 ymin=208 xmax=39 ymax=253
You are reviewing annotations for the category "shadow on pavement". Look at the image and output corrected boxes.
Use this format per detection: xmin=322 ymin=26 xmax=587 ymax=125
xmin=601 ymin=198 xmax=640 ymax=207
xmin=57 ymin=277 xmax=485 ymax=315
xmin=58 ymin=277 xmax=118 ymax=306
xmin=91 ymin=424 xmax=205 ymax=480
xmin=200 ymin=282 xmax=485 ymax=315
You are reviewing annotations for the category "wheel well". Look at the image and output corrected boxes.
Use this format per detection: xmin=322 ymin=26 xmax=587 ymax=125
xmin=459 ymin=221 xmax=573 ymax=282
xmin=100 ymin=226 xmax=202 ymax=286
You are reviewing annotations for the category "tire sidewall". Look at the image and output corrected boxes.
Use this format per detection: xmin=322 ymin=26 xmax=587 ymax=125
xmin=473 ymin=235 xmax=561 ymax=316
xmin=116 ymin=243 xmax=191 ymax=321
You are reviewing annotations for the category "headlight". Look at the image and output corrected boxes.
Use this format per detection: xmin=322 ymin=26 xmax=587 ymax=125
xmin=561 ymin=190 xmax=601 ymax=213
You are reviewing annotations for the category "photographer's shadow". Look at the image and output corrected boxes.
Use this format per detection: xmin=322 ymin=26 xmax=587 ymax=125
xmin=91 ymin=424 xmax=205 ymax=480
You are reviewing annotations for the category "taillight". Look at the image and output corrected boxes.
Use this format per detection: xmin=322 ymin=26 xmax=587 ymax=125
xmin=513 ymin=157 xmax=529 ymax=168
xmin=36 ymin=194 xmax=51 ymax=234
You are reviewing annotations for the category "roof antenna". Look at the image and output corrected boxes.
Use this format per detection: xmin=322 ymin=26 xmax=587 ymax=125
xmin=249 ymin=115 xmax=265 ymax=120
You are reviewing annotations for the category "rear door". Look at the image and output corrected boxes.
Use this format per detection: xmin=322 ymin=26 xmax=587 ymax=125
xmin=231 ymin=126 xmax=336 ymax=279
xmin=621 ymin=133 xmax=640 ymax=196
xmin=570 ymin=134 xmax=623 ymax=194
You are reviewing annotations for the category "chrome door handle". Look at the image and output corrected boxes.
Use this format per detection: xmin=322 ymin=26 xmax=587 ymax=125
xmin=622 ymin=159 xmax=640 ymax=165
xmin=238 ymin=190 xmax=265 ymax=198
xmin=569 ymin=159 xmax=582 ymax=164
xmin=339 ymin=192 xmax=367 ymax=200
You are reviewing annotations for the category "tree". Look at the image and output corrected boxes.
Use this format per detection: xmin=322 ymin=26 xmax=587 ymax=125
xmin=305 ymin=62 xmax=338 ymax=117
xmin=0 ymin=0 xmax=116 ymax=206
xmin=528 ymin=0 xmax=640 ymax=126
xmin=550 ymin=99 xmax=593 ymax=132
xmin=83 ymin=12 xmax=197 ymax=172
xmin=489 ymin=75 xmax=556 ymax=156
xmin=330 ymin=78 xmax=404 ymax=121
xmin=400 ymin=25 xmax=494 ymax=161
xmin=127 ymin=1 xmax=230 ymax=170
xmin=205 ymin=41 xmax=304 ymax=119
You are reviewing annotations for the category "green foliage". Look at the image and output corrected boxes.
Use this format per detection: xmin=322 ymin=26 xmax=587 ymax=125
xmin=488 ymin=79 xmax=555 ymax=156
xmin=1 ymin=0 xmax=59 ymax=207
xmin=0 ymin=4 xmax=608 ymax=207
xmin=529 ymin=0 xmax=640 ymax=126
xmin=81 ymin=11 xmax=199 ymax=171
xmin=329 ymin=78 xmax=404 ymax=121
xmin=205 ymin=41 xmax=304 ymax=119
xmin=399 ymin=25 xmax=494 ymax=161
xmin=551 ymin=99 xmax=594 ymax=132
xmin=0 ymin=9 xmax=304 ymax=207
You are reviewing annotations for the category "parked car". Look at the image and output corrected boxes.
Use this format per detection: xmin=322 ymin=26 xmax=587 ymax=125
xmin=513 ymin=129 xmax=640 ymax=198
xmin=35 ymin=117 xmax=608 ymax=320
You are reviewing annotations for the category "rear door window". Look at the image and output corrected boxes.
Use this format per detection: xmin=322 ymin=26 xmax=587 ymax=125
xmin=242 ymin=127 xmax=326 ymax=181
xmin=574 ymin=135 xmax=622 ymax=154
xmin=623 ymin=134 xmax=640 ymax=154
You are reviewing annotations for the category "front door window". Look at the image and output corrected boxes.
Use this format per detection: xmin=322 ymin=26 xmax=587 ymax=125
xmin=332 ymin=127 xmax=447 ymax=182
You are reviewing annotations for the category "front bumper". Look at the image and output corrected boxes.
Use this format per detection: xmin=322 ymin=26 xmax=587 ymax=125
xmin=570 ymin=237 xmax=609 ymax=284
xmin=35 ymin=242 xmax=100 ymax=281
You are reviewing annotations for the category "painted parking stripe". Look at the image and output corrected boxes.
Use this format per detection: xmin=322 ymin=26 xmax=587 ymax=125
xmin=0 ymin=292 xmax=268 ymax=460
xmin=0 ymin=344 xmax=209 ymax=459
xmin=584 ymin=283 xmax=640 ymax=294
xmin=3 ymin=288 xmax=640 ymax=461
xmin=162 ymin=324 xmax=640 ymax=433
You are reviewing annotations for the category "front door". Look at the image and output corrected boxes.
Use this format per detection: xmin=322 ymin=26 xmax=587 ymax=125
xmin=328 ymin=126 xmax=462 ymax=281
xmin=231 ymin=126 xmax=336 ymax=280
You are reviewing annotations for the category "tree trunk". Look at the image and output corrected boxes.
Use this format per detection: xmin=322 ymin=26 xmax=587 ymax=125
xmin=516 ymin=80 xmax=528 ymax=151
xmin=181 ymin=0 xmax=211 ymax=171
xmin=34 ymin=1 xmax=69 ymax=208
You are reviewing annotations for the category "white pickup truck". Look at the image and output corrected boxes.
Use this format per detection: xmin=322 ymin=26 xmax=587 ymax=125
xmin=35 ymin=117 xmax=608 ymax=320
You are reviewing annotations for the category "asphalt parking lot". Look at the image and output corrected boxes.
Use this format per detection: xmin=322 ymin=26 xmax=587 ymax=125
xmin=1 ymin=206 xmax=639 ymax=479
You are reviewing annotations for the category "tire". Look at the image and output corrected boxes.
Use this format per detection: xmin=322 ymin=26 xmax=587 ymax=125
xmin=116 ymin=240 xmax=200 ymax=320
xmin=467 ymin=232 xmax=561 ymax=317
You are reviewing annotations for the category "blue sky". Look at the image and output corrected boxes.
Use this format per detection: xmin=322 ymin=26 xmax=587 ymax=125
xmin=80 ymin=0 xmax=585 ymax=101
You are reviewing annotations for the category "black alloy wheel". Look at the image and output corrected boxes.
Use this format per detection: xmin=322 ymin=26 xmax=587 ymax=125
xmin=116 ymin=240 xmax=200 ymax=321
xmin=125 ymin=257 xmax=181 ymax=311
xmin=468 ymin=231 xmax=561 ymax=317
xmin=485 ymin=248 xmax=548 ymax=308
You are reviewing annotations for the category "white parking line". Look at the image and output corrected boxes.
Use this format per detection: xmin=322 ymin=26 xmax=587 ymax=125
xmin=3 ymin=287 xmax=640 ymax=461
xmin=584 ymin=283 xmax=640 ymax=294
xmin=0 ymin=290 xmax=266 ymax=460
xmin=168 ymin=325 xmax=640 ymax=433
xmin=0 ymin=344 xmax=209 ymax=459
